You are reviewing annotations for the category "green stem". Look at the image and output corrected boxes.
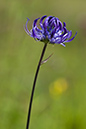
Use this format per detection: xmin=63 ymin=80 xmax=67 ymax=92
xmin=26 ymin=43 xmax=47 ymax=129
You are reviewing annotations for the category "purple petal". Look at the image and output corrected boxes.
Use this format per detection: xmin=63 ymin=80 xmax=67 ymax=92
xmin=65 ymin=32 xmax=77 ymax=43
xmin=60 ymin=43 xmax=66 ymax=47
xmin=24 ymin=18 xmax=30 ymax=35
xmin=40 ymin=15 xmax=47 ymax=29
xmin=50 ymin=25 xmax=59 ymax=38
xmin=62 ymin=33 xmax=69 ymax=42
xmin=35 ymin=27 xmax=42 ymax=33
xmin=48 ymin=17 xmax=55 ymax=25
xmin=48 ymin=17 xmax=57 ymax=32
xmin=63 ymin=27 xmax=68 ymax=34
xmin=43 ymin=16 xmax=53 ymax=29
xmin=32 ymin=28 xmax=37 ymax=38
xmin=49 ymin=18 xmax=57 ymax=28
xmin=33 ymin=18 xmax=40 ymax=27
xmin=52 ymin=36 xmax=62 ymax=44
xmin=60 ymin=27 xmax=68 ymax=37
xmin=56 ymin=18 xmax=60 ymax=26
xmin=32 ymin=26 xmax=44 ymax=40
xmin=67 ymin=30 xmax=72 ymax=39
xmin=59 ymin=21 xmax=63 ymax=30
xmin=63 ymin=22 xmax=66 ymax=27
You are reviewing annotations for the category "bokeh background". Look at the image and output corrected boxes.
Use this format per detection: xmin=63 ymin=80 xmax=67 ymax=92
xmin=0 ymin=0 xmax=86 ymax=129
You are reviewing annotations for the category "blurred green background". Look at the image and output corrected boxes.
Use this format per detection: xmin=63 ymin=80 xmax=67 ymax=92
xmin=0 ymin=0 xmax=86 ymax=129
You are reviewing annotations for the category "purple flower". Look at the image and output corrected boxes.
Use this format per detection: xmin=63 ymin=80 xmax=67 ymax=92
xmin=25 ymin=15 xmax=77 ymax=47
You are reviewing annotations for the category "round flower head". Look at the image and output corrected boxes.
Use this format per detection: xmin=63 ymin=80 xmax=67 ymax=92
xmin=25 ymin=15 xmax=77 ymax=47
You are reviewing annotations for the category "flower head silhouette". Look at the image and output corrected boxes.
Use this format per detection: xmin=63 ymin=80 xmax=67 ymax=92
xmin=25 ymin=15 xmax=77 ymax=47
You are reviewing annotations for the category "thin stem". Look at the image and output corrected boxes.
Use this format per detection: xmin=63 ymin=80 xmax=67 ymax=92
xmin=26 ymin=43 xmax=47 ymax=129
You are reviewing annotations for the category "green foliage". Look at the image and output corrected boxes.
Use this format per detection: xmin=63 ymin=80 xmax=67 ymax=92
xmin=0 ymin=0 xmax=86 ymax=129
